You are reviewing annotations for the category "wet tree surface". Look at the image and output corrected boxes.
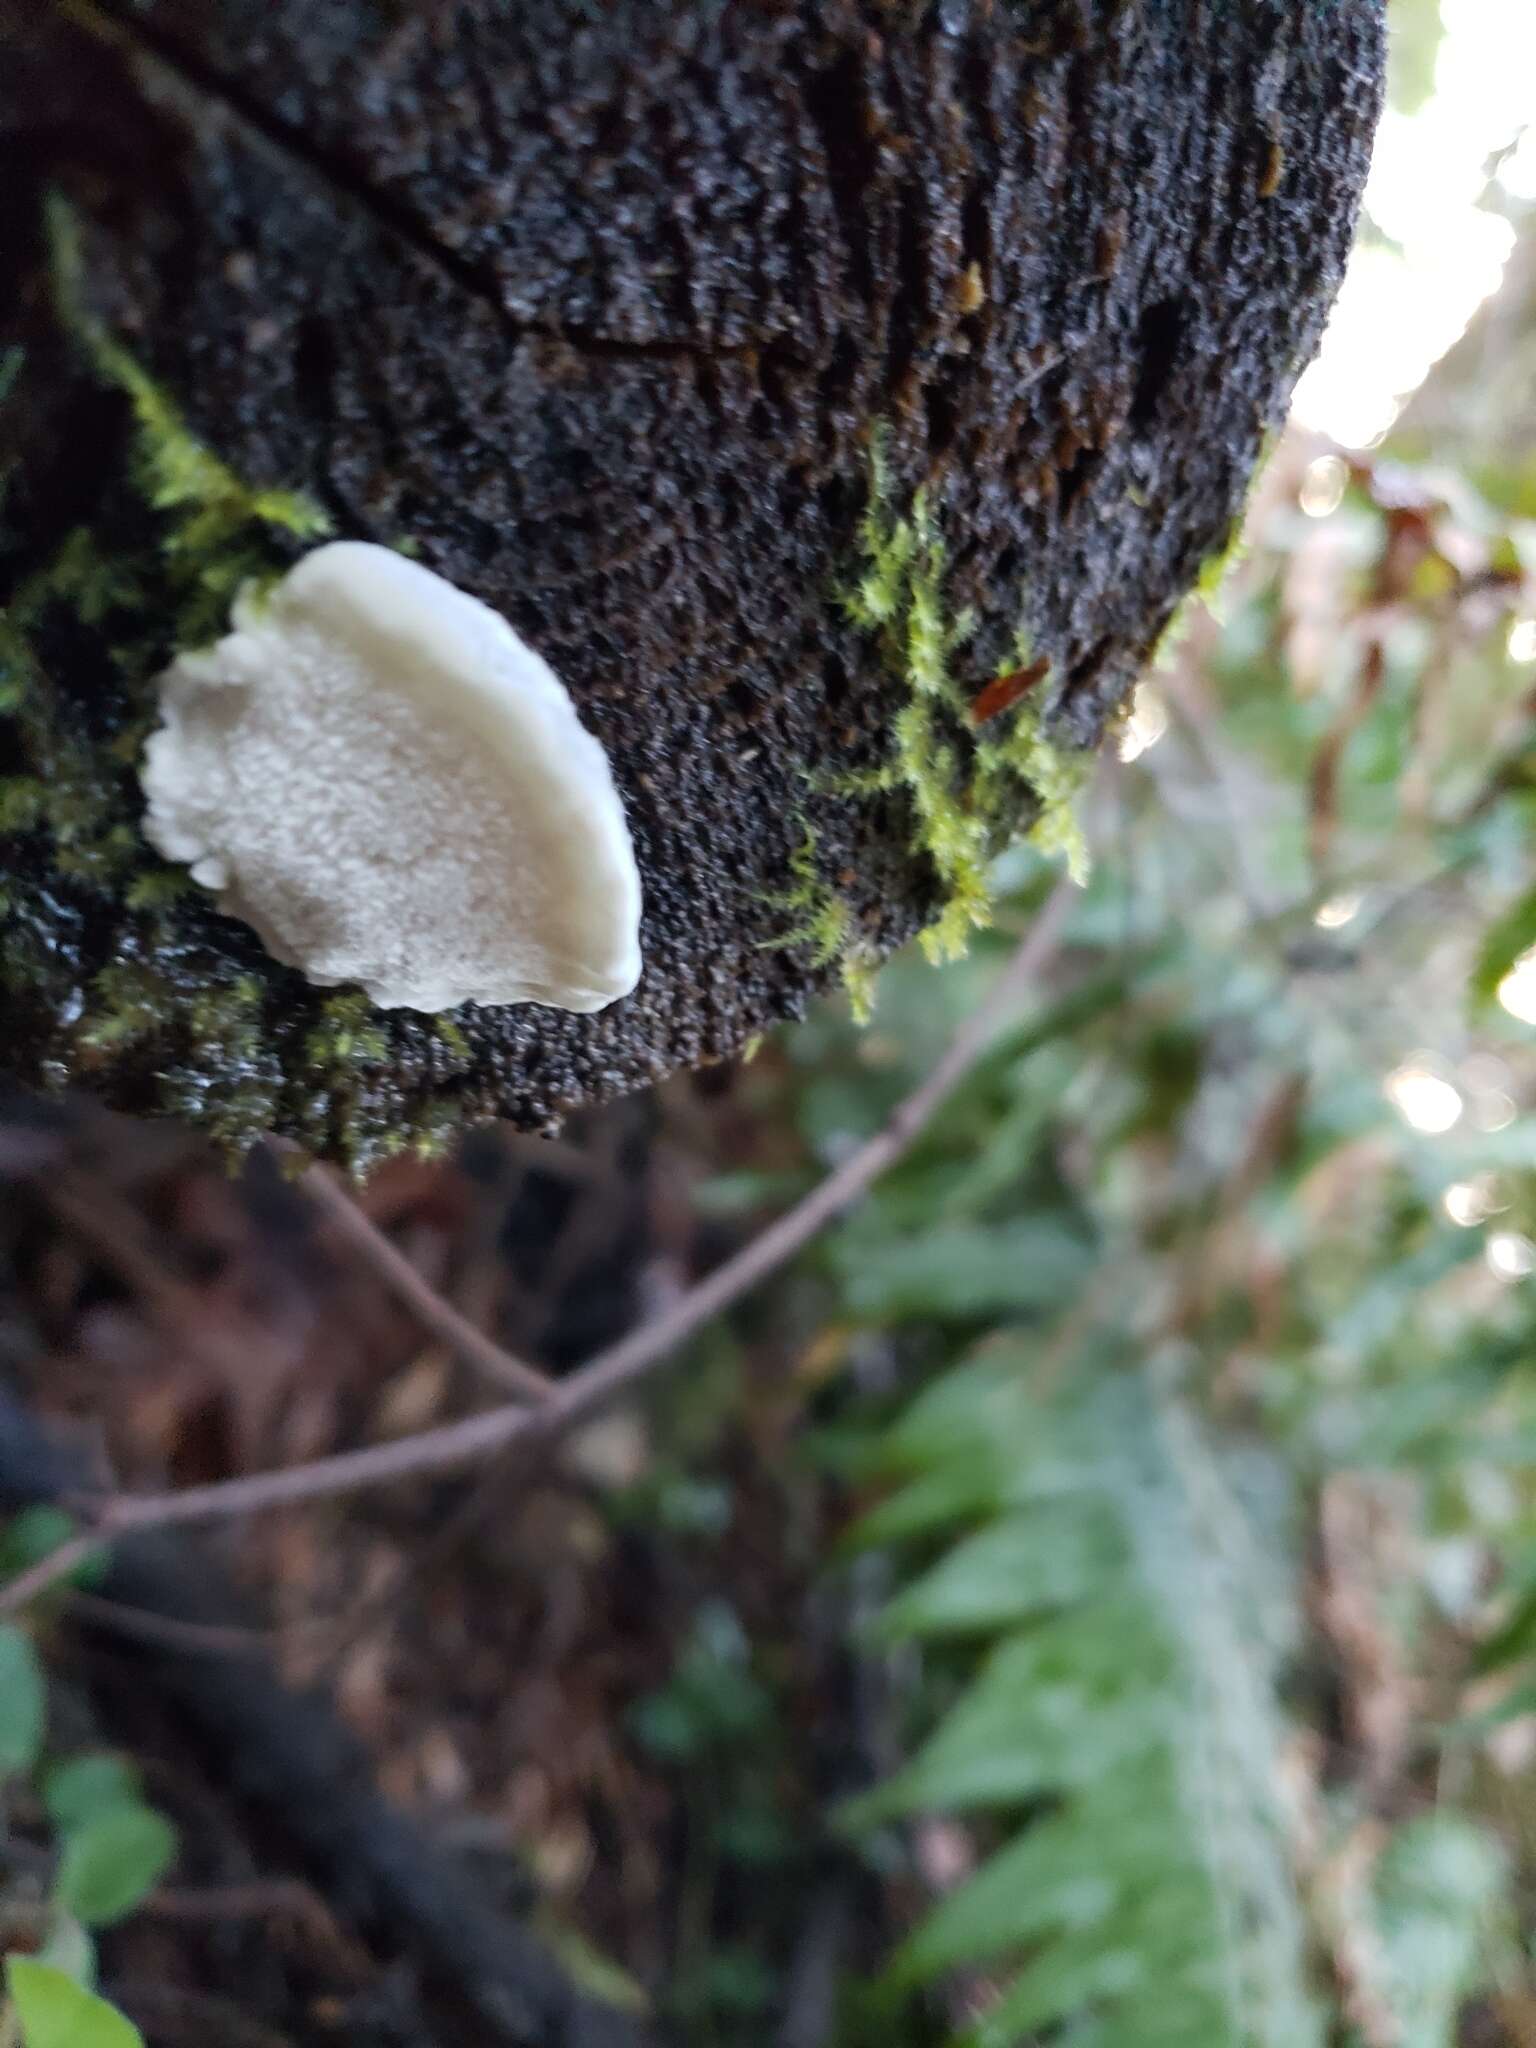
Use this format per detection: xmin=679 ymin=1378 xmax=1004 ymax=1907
xmin=0 ymin=0 xmax=1385 ymax=1165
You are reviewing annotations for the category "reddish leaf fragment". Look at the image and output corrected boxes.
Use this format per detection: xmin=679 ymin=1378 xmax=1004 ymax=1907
xmin=970 ymin=658 xmax=1050 ymax=727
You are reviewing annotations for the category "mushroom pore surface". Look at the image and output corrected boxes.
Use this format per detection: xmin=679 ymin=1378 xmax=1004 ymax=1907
xmin=141 ymin=542 xmax=643 ymax=1015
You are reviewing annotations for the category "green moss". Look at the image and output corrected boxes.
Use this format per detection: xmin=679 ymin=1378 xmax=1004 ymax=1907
xmin=300 ymin=994 xmax=423 ymax=1176
xmin=304 ymin=992 xmax=391 ymax=1073
xmin=122 ymin=867 xmax=194 ymax=912
xmin=763 ymin=817 xmax=878 ymax=1022
xmin=76 ymin=962 xmax=166 ymax=1054
xmin=34 ymin=525 xmax=146 ymax=629
xmin=1197 ymin=517 xmax=1251 ymax=610
xmin=47 ymin=195 xmax=329 ymax=646
xmin=0 ymin=781 xmax=45 ymax=835
xmin=195 ymin=975 xmax=265 ymax=1050
xmin=156 ymin=976 xmax=284 ymax=1159
xmin=842 ymin=444 xmax=993 ymax=963
xmin=848 ymin=440 xmax=1090 ymax=930
xmin=408 ymin=1099 xmax=471 ymax=1163
xmin=0 ymin=198 xmax=475 ymax=1172
xmin=764 ymin=819 xmax=854 ymax=971
xmin=1148 ymin=436 xmax=1274 ymax=673
xmin=974 ymin=685 xmax=1091 ymax=888
xmin=765 ymin=439 xmax=1088 ymax=1012
xmin=1148 ymin=522 xmax=1246 ymax=675
xmin=431 ymin=1014 xmax=474 ymax=1070
xmin=839 ymin=952 xmax=880 ymax=1028
xmin=1 ymin=204 xmax=330 ymax=937
xmin=4 ymin=542 xmax=159 ymax=905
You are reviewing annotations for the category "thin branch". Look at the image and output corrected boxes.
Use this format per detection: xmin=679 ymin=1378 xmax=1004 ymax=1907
xmin=298 ymin=1163 xmax=555 ymax=1403
xmin=11 ymin=877 xmax=1077 ymax=1581
xmin=44 ymin=1169 xmax=216 ymax=1330
xmin=101 ymin=1983 xmax=301 ymax=2048
xmin=144 ymin=1879 xmax=370 ymax=1978
xmin=0 ymin=1529 xmax=100 ymax=1614
xmin=146 ymin=1878 xmax=343 ymax=1926
xmin=67 ymin=1589 xmax=273 ymax=1656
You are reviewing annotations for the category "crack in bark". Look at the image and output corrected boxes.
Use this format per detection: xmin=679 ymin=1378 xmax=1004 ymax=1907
xmin=74 ymin=0 xmax=782 ymax=371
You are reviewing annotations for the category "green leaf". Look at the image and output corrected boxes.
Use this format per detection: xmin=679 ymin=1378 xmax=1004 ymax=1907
xmin=42 ymin=1755 xmax=144 ymax=1836
xmin=6 ymin=1960 xmax=144 ymax=2048
xmin=32 ymin=1911 xmax=96 ymax=1989
xmin=1450 ymin=1678 xmax=1536 ymax=1740
xmin=690 ymin=1169 xmax=804 ymax=1219
xmin=0 ymin=1622 xmax=46 ymax=1777
xmin=1472 ymin=1584 xmax=1536 ymax=1675
xmin=1386 ymin=0 xmax=1445 ymax=115
xmin=831 ymin=1220 xmax=1093 ymax=1322
xmin=0 ymin=1509 xmax=106 ymax=1594
xmin=0 ymin=1508 xmax=74 ymax=1579
xmin=844 ymin=1598 xmax=1178 ymax=1825
xmin=892 ymin=1767 xmax=1180 ymax=1982
xmin=669 ymin=1946 xmax=777 ymax=2023
xmin=0 ymin=345 xmax=24 ymax=412
xmin=1470 ymin=885 xmax=1536 ymax=1009
xmin=845 ymin=1362 xmax=1320 ymax=2048
xmin=55 ymin=1805 xmax=178 ymax=1927
xmin=1365 ymin=1815 xmax=1510 ymax=2048
xmin=628 ymin=1602 xmax=773 ymax=1763
xmin=531 ymin=1910 xmax=650 ymax=2016
xmin=871 ymin=1502 xmax=1124 ymax=1640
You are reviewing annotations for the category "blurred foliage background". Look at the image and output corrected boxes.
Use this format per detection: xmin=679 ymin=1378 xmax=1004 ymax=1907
xmin=630 ymin=0 xmax=1536 ymax=2025
xmin=9 ymin=1 xmax=1536 ymax=2045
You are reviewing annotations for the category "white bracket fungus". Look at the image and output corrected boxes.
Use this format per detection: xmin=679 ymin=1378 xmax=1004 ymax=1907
xmin=140 ymin=541 xmax=643 ymax=1014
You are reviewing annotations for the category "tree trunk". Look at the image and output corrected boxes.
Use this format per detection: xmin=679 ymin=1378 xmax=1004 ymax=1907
xmin=0 ymin=0 xmax=1384 ymax=1168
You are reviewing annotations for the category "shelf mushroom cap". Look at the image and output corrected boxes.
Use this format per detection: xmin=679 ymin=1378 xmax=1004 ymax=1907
xmin=141 ymin=542 xmax=644 ymax=1015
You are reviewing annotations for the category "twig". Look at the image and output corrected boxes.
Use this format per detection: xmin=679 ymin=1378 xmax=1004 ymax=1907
xmin=12 ymin=878 xmax=1077 ymax=1579
xmin=0 ymin=1530 xmax=99 ymax=1614
xmin=66 ymin=1589 xmax=273 ymax=1656
xmin=0 ymin=1381 xmax=655 ymax=2048
xmin=298 ymin=1163 xmax=556 ymax=1403
xmin=146 ymin=1879 xmax=332 ymax=1920
xmin=43 ymin=1169 xmax=216 ymax=1330
xmin=145 ymin=1879 xmax=371 ymax=1980
xmin=102 ymin=1984 xmax=301 ymax=2048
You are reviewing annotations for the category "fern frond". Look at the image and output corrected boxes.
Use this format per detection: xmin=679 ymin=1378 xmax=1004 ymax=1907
xmin=843 ymin=1348 xmax=1321 ymax=2048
